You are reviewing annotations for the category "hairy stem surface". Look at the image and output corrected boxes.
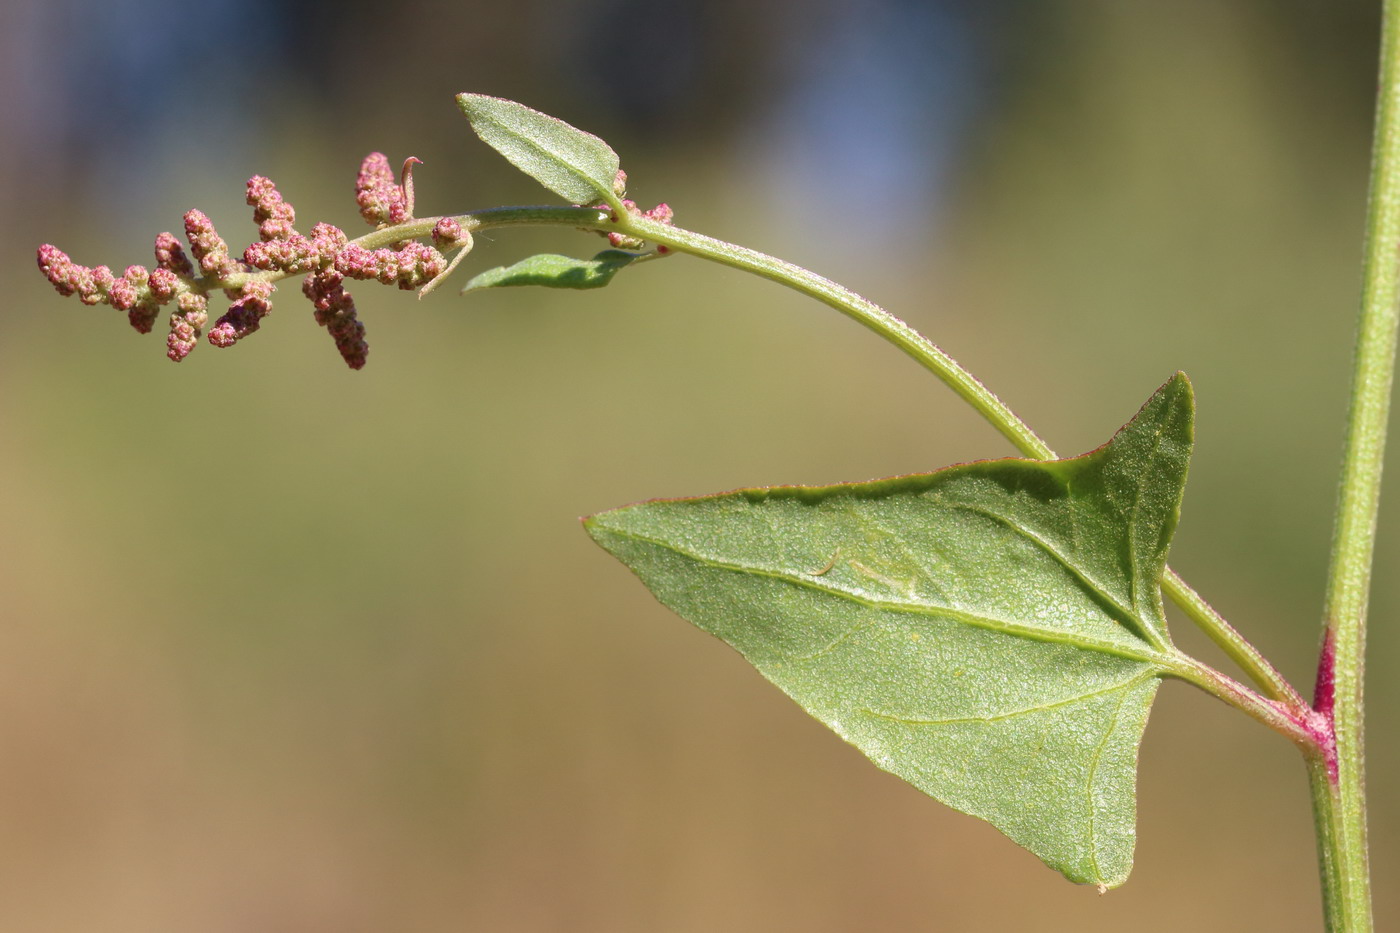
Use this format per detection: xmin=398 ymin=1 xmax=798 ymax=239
xmin=1307 ymin=1 xmax=1400 ymax=928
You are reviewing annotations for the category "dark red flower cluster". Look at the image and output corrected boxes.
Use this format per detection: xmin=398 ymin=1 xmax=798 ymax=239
xmin=304 ymin=270 xmax=368 ymax=370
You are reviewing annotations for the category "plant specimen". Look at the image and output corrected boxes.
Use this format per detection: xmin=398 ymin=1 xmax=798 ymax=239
xmin=35 ymin=33 xmax=1394 ymax=928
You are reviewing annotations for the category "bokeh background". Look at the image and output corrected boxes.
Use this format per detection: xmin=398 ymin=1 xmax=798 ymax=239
xmin=1 ymin=1 xmax=1395 ymax=930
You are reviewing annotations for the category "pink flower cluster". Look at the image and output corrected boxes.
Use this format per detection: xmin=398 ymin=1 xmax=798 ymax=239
xmin=167 ymin=293 xmax=209 ymax=362
xmin=355 ymin=152 xmax=411 ymax=226
xmin=606 ymin=199 xmax=675 ymax=251
xmin=243 ymin=221 xmax=349 ymax=275
xmin=36 ymin=153 xmax=460 ymax=371
xmin=184 ymin=209 xmax=241 ymax=279
xmin=432 ymin=217 xmax=466 ymax=249
xmin=38 ymin=245 xmax=186 ymax=341
xmin=335 ymin=241 xmax=445 ymax=290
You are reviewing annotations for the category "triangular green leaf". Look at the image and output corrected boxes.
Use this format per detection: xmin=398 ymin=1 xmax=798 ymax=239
xmin=456 ymin=93 xmax=622 ymax=208
xmin=585 ymin=374 xmax=1195 ymax=887
xmin=461 ymin=250 xmax=642 ymax=293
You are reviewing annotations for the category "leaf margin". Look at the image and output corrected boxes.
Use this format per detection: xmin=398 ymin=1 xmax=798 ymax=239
xmin=582 ymin=373 xmax=1197 ymax=887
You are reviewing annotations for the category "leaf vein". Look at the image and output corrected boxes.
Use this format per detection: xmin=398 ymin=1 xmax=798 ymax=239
xmin=788 ymin=618 xmax=870 ymax=663
xmin=1084 ymin=683 xmax=1134 ymax=883
xmin=857 ymin=671 xmax=1154 ymax=727
xmin=952 ymin=503 xmax=1167 ymax=651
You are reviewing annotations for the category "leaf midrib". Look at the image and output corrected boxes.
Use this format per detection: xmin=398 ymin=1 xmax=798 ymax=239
xmin=595 ymin=522 xmax=1171 ymax=666
xmin=486 ymin=118 xmax=605 ymax=199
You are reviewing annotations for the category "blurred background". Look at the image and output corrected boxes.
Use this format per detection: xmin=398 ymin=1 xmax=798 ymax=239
xmin=1 ymin=0 xmax=1395 ymax=929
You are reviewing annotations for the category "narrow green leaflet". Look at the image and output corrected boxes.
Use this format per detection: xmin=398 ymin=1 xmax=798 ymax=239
xmin=462 ymin=250 xmax=643 ymax=293
xmin=585 ymin=374 xmax=1195 ymax=887
xmin=456 ymin=93 xmax=622 ymax=208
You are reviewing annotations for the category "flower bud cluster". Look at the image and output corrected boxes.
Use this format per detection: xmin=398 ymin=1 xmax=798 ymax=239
xmin=154 ymin=232 xmax=194 ymax=277
xmin=243 ymin=221 xmax=349 ymax=275
xmin=335 ymin=241 xmax=446 ymax=290
xmin=184 ymin=209 xmax=242 ymax=279
xmin=607 ymin=199 xmax=676 ymax=251
xmin=39 ymin=153 xmax=476 ymax=371
xmin=110 ymin=264 xmax=163 ymax=334
xmin=355 ymin=152 xmax=410 ymax=226
xmin=208 ymin=280 xmax=274 ymax=348
xmin=167 ymin=292 xmax=209 ymax=362
xmin=247 ymin=175 xmax=297 ymax=241
xmin=432 ymin=217 xmax=466 ymax=249
xmin=35 ymin=246 xmax=166 ymax=334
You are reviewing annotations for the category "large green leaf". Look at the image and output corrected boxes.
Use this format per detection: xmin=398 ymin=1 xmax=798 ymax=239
xmin=585 ymin=374 xmax=1195 ymax=887
xmin=456 ymin=93 xmax=622 ymax=208
xmin=461 ymin=250 xmax=642 ymax=293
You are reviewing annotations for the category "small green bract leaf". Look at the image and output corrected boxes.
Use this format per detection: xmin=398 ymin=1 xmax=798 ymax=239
xmin=461 ymin=250 xmax=642 ymax=293
xmin=585 ymin=375 xmax=1195 ymax=887
xmin=456 ymin=93 xmax=621 ymax=207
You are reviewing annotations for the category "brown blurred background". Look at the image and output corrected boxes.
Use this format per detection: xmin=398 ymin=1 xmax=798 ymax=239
xmin=1 ymin=1 xmax=1395 ymax=929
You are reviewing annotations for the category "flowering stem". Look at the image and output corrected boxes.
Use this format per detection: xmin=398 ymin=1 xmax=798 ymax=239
xmin=317 ymin=201 xmax=1309 ymax=729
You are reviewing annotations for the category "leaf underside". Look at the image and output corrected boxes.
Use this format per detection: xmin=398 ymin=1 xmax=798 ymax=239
xmin=462 ymin=250 xmax=642 ymax=293
xmin=586 ymin=374 xmax=1195 ymax=887
xmin=456 ymin=93 xmax=621 ymax=207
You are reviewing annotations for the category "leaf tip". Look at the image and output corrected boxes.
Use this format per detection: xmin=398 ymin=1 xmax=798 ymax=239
xmin=454 ymin=91 xmax=490 ymax=114
xmin=580 ymin=508 xmax=627 ymax=552
xmin=1164 ymin=369 xmax=1196 ymax=420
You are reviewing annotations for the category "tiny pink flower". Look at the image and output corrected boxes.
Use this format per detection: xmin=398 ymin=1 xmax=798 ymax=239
xmin=83 ymin=266 xmax=115 ymax=305
xmin=432 ymin=217 xmax=465 ymax=249
xmin=333 ymin=243 xmax=377 ymax=279
xmin=107 ymin=265 xmax=148 ymax=311
xmin=644 ymin=202 xmax=674 ymax=225
xmin=310 ymin=222 xmax=348 ymax=256
xmin=128 ymin=303 xmax=160 ymax=335
xmin=147 ymin=267 xmax=182 ymax=301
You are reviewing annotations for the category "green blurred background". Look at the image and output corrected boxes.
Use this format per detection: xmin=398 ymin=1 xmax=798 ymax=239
xmin=2 ymin=1 xmax=1396 ymax=929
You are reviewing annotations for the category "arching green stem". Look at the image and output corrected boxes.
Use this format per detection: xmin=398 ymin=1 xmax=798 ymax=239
xmin=612 ymin=212 xmax=1307 ymax=711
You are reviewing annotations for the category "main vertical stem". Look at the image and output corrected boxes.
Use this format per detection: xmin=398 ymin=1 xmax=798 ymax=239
xmin=1310 ymin=3 xmax=1400 ymax=929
